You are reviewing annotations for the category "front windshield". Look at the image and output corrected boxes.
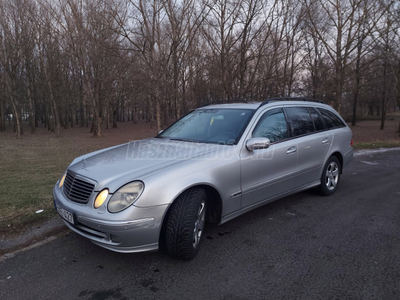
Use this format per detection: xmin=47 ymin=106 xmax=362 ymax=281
xmin=158 ymin=109 xmax=254 ymax=145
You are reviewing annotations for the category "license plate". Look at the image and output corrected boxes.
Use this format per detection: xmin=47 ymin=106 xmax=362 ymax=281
xmin=57 ymin=204 xmax=74 ymax=225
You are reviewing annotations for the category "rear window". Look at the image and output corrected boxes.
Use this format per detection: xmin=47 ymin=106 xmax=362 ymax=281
xmin=285 ymin=107 xmax=315 ymax=137
xmin=317 ymin=108 xmax=345 ymax=129
xmin=308 ymin=107 xmax=326 ymax=131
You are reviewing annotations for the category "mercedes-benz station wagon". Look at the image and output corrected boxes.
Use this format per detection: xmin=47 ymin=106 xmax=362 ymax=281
xmin=53 ymin=98 xmax=353 ymax=259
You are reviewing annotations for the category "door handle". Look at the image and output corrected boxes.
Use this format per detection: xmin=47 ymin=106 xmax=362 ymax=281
xmin=322 ymin=138 xmax=330 ymax=144
xmin=286 ymin=146 xmax=297 ymax=154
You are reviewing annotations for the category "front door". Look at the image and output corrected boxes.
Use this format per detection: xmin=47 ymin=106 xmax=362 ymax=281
xmin=240 ymin=108 xmax=298 ymax=208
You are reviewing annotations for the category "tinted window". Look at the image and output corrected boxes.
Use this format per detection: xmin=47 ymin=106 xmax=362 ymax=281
xmin=285 ymin=107 xmax=315 ymax=137
xmin=317 ymin=108 xmax=345 ymax=129
xmin=253 ymin=108 xmax=289 ymax=143
xmin=308 ymin=107 xmax=325 ymax=131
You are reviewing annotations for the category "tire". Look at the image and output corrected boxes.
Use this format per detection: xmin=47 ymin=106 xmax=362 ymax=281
xmin=319 ymin=156 xmax=341 ymax=196
xmin=165 ymin=188 xmax=207 ymax=260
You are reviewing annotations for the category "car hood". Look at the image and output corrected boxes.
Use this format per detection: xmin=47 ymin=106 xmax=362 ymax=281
xmin=68 ymin=138 xmax=223 ymax=191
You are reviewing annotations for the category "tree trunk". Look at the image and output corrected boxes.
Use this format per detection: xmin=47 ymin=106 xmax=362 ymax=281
xmin=34 ymin=99 xmax=39 ymax=128
xmin=132 ymin=106 xmax=137 ymax=124
xmin=156 ymin=95 xmax=161 ymax=132
xmin=80 ymin=87 xmax=86 ymax=127
xmin=60 ymin=109 xmax=65 ymax=129
xmin=335 ymin=60 xmax=342 ymax=112
xmin=95 ymin=112 xmax=101 ymax=137
xmin=64 ymin=107 xmax=68 ymax=129
xmin=45 ymin=70 xmax=60 ymax=137
xmin=113 ymin=109 xmax=118 ymax=128
xmin=106 ymin=109 xmax=110 ymax=129
xmin=351 ymin=87 xmax=358 ymax=127
xmin=5 ymin=77 xmax=21 ymax=138
xmin=352 ymin=36 xmax=363 ymax=127
xmin=0 ymin=100 xmax=5 ymax=131
xmin=380 ymin=62 xmax=386 ymax=130
xmin=397 ymin=66 xmax=400 ymax=136
xmin=11 ymin=101 xmax=21 ymax=139
xmin=398 ymin=121 xmax=400 ymax=137
xmin=367 ymin=104 xmax=373 ymax=115
xmin=45 ymin=105 xmax=50 ymax=130
xmin=90 ymin=117 xmax=95 ymax=133
xmin=51 ymin=94 xmax=60 ymax=137
xmin=26 ymin=84 xmax=35 ymax=133
xmin=19 ymin=112 xmax=24 ymax=135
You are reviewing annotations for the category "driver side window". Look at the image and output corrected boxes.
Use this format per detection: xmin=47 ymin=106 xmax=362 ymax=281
xmin=252 ymin=108 xmax=289 ymax=143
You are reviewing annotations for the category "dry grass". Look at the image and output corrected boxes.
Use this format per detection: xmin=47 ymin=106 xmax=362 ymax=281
xmin=0 ymin=121 xmax=157 ymax=238
xmin=0 ymin=116 xmax=399 ymax=239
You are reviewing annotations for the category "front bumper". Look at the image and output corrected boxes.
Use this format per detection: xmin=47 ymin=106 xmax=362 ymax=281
xmin=53 ymin=183 xmax=168 ymax=253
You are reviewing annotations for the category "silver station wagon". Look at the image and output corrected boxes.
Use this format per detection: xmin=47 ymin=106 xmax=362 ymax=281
xmin=53 ymin=98 xmax=353 ymax=259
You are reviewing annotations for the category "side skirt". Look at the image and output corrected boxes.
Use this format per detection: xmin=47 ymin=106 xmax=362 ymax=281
xmin=220 ymin=180 xmax=321 ymax=225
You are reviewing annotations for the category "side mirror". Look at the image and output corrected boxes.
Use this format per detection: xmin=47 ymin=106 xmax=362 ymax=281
xmin=246 ymin=137 xmax=271 ymax=151
xmin=158 ymin=130 xmax=163 ymax=134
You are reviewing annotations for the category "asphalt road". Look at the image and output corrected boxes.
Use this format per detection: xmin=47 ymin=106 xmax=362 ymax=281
xmin=1 ymin=149 xmax=400 ymax=300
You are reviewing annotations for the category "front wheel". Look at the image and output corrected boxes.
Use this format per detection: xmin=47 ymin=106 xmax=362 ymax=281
xmin=319 ymin=156 xmax=341 ymax=196
xmin=165 ymin=188 xmax=207 ymax=260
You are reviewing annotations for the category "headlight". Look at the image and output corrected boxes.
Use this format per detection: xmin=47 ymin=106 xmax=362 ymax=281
xmin=108 ymin=181 xmax=144 ymax=213
xmin=59 ymin=172 xmax=66 ymax=188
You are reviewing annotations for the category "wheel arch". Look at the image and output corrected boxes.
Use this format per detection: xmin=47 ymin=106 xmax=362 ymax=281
xmin=158 ymin=184 xmax=223 ymax=247
xmin=329 ymin=151 xmax=344 ymax=174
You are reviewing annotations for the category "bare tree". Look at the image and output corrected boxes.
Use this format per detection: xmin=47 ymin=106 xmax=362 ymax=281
xmin=0 ymin=0 xmax=30 ymax=138
xmin=0 ymin=0 xmax=398 ymax=138
xmin=302 ymin=0 xmax=394 ymax=113
xmin=162 ymin=0 xmax=209 ymax=119
xmin=374 ymin=1 xmax=399 ymax=130
xmin=115 ymin=0 xmax=166 ymax=131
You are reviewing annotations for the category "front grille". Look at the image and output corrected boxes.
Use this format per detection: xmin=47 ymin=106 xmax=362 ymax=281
xmin=63 ymin=171 xmax=95 ymax=203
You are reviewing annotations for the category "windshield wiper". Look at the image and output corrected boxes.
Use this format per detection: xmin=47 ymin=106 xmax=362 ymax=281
xmin=169 ymin=138 xmax=202 ymax=143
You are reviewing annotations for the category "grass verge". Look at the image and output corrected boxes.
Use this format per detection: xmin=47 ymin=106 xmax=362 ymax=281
xmin=353 ymin=140 xmax=400 ymax=149
xmin=0 ymin=121 xmax=157 ymax=239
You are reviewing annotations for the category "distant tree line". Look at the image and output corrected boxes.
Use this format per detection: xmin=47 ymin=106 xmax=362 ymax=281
xmin=0 ymin=0 xmax=399 ymax=138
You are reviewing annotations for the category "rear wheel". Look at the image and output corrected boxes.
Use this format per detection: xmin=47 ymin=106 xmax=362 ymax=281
xmin=319 ymin=156 xmax=341 ymax=196
xmin=165 ymin=188 xmax=207 ymax=260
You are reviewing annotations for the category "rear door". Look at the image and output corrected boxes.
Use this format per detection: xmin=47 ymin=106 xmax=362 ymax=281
xmin=284 ymin=106 xmax=331 ymax=186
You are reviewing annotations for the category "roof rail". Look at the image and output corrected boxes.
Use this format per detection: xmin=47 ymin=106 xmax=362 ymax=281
xmin=259 ymin=97 xmax=325 ymax=108
xmin=199 ymin=100 xmax=250 ymax=108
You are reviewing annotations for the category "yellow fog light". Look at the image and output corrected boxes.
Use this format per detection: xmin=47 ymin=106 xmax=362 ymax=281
xmin=59 ymin=173 xmax=66 ymax=188
xmin=94 ymin=189 xmax=109 ymax=209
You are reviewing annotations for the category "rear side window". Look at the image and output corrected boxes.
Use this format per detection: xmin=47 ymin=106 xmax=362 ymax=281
xmin=317 ymin=108 xmax=345 ymax=129
xmin=285 ymin=107 xmax=315 ymax=137
xmin=252 ymin=108 xmax=289 ymax=143
xmin=308 ymin=107 xmax=325 ymax=131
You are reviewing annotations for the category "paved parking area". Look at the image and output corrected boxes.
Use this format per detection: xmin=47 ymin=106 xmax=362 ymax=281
xmin=1 ymin=149 xmax=400 ymax=300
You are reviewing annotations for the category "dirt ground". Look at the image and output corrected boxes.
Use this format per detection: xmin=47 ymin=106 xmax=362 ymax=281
xmin=0 ymin=118 xmax=399 ymax=239
xmin=349 ymin=119 xmax=400 ymax=147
